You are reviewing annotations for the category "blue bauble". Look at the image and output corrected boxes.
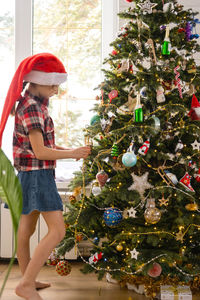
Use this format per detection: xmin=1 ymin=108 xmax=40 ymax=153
xmin=90 ymin=115 xmax=100 ymax=126
xmin=122 ymin=152 xmax=137 ymax=167
xmin=103 ymin=208 xmax=123 ymax=227
xmin=93 ymin=237 xmax=99 ymax=245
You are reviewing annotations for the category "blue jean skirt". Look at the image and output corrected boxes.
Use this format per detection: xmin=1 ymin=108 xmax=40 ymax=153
xmin=17 ymin=169 xmax=63 ymax=215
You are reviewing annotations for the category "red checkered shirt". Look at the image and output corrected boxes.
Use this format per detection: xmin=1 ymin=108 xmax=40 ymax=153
xmin=13 ymin=91 xmax=56 ymax=171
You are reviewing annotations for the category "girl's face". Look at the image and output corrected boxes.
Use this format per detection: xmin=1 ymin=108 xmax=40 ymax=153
xmin=36 ymin=84 xmax=59 ymax=98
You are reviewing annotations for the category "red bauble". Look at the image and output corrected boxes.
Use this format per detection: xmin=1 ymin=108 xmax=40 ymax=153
xmin=56 ymin=260 xmax=72 ymax=276
xmin=96 ymin=170 xmax=109 ymax=187
xmin=125 ymin=0 xmax=134 ymax=2
xmin=112 ymin=50 xmax=118 ymax=56
xmin=147 ymin=263 xmax=162 ymax=278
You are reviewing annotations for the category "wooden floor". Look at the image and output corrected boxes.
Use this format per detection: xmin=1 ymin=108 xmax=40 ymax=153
xmin=0 ymin=261 xmax=199 ymax=300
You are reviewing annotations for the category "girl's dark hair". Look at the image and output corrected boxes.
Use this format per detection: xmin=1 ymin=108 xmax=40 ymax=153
xmin=10 ymin=81 xmax=28 ymax=115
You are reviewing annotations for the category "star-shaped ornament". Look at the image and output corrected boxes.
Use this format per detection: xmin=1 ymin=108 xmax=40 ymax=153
xmin=137 ymin=0 xmax=158 ymax=14
xmin=191 ymin=139 xmax=200 ymax=151
xmin=159 ymin=194 xmax=169 ymax=207
xmin=128 ymin=207 xmax=137 ymax=218
xmin=130 ymin=248 xmax=139 ymax=259
xmin=128 ymin=172 xmax=153 ymax=199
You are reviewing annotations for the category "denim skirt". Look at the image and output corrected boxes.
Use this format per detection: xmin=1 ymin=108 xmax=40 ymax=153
xmin=17 ymin=169 xmax=63 ymax=215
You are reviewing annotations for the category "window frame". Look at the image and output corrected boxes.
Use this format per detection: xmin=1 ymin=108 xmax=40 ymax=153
xmin=15 ymin=0 xmax=119 ymax=66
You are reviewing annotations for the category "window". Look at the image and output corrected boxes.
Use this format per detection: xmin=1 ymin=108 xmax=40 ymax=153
xmin=0 ymin=0 xmax=118 ymax=181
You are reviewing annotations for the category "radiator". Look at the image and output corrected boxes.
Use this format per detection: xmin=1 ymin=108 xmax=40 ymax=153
xmin=0 ymin=182 xmax=77 ymax=260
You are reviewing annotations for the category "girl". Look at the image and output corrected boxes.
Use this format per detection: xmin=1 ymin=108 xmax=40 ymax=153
xmin=0 ymin=53 xmax=91 ymax=300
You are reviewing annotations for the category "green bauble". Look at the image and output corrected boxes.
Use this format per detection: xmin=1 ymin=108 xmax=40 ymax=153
xmin=90 ymin=115 xmax=100 ymax=126
xmin=111 ymin=143 xmax=119 ymax=158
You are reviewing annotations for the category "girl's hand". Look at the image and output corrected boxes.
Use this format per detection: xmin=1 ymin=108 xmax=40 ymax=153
xmin=72 ymin=146 xmax=91 ymax=160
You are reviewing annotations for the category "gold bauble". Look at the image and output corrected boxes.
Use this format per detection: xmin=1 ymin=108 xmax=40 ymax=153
xmin=185 ymin=203 xmax=198 ymax=211
xmin=116 ymin=244 xmax=123 ymax=252
xmin=144 ymin=207 xmax=161 ymax=224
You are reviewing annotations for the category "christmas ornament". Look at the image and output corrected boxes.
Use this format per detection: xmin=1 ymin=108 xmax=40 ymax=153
xmin=96 ymin=170 xmax=109 ymax=187
xmin=176 ymin=229 xmax=184 ymax=242
xmin=164 ymin=170 xmax=178 ymax=185
xmin=128 ymin=172 xmax=153 ymax=199
xmin=147 ymin=263 xmax=162 ymax=278
xmin=174 ymin=65 xmax=183 ymax=99
xmin=134 ymin=93 xmax=143 ymax=122
xmin=90 ymin=114 xmax=100 ymax=126
xmin=163 ymin=2 xmax=174 ymax=12
xmin=185 ymin=22 xmax=192 ymax=41
xmin=156 ymin=86 xmax=166 ymax=103
xmin=175 ymin=140 xmax=184 ymax=152
xmin=187 ymin=64 xmax=196 ymax=74
xmin=56 ymin=260 xmax=72 ymax=276
xmin=122 ymin=152 xmax=137 ymax=167
xmin=112 ymin=50 xmax=118 ymax=55
xmin=116 ymin=244 xmax=123 ymax=252
xmin=93 ymin=237 xmax=99 ymax=245
xmin=130 ymin=248 xmax=139 ymax=259
xmin=127 ymin=207 xmax=137 ymax=218
xmin=147 ymin=38 xmax=157 ymax=65
xmin=138 ymin=140 xmax=150 ymax=156
xmin=125 ymin=0 xmax=134 ymax=2
xmin=185 ymin=203 xmax=198 ymax=211
xmin=188 ymin=94 xmax=200 ymax=121
xmin=103 ymin=208 xmax=123 ymax=227
xmin=128 ymin=93 xmax=137 ymax=111
xmin=47 ymin=249 xmax=60 ymax=266
xmin=92 ymin=184 xmax=101 ymax=196
xmin=140 ymin=86 xmax=147 ymax=98
xmin=195 ymin=168 xmax=200 ymax=182
xmin=111 ymin=143 xmax=119 ymax=159
xmin=108 ymin=90 xmax=118 ymax=103
xmin=158 ymin=194 xmax=169 ymax=206
xmin=189 ymin=18 xmax=200 ymax=40
xmin=151 ymin=115 xmax=160 ymax=132
xmin=191 ymin=139 xmax=200 ymax=151
xmin=117 ymin=59 xmax=130 ymax=73
xmin=69 ymin=195 xmax=77 ymax=204
xmin=162 ymin=25 xmax=171 ymax=55
xmin=179 ymin=172 xmax=195 ymax=192
xmin=76 ymin=234 xmax=83 ymax=242
xmin=144 ymin=199 xmax=161 ymax=224
xmin=89 ymin=252 xmax=103 ymax=264
xmin=137 ymin=0 xmax=157 ymax=14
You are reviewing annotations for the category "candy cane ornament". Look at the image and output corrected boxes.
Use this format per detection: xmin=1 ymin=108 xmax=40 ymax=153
xmin=174 ymin=66 xmax=183 ymax=99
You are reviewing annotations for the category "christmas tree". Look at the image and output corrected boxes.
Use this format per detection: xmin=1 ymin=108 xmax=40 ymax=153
xmin=57 ymin=0 xmax=200 ymax=298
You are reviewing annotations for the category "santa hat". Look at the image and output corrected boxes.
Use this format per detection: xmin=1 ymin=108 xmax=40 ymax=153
xmin=188 ymin=94 xmax=200 ymax=120
xmin=0 ymin=53 xmax=67 ymax=147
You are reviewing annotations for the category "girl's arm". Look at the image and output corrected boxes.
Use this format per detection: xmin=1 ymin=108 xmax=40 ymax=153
xmin=55 ymin=145 xmax=72 ymax=150
xmin=29 ymin=129 xmax=91 ymax=160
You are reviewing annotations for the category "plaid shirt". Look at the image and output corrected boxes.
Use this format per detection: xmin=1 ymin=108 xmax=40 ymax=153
xmin=13 ymin=91 xmax=56 ymax=171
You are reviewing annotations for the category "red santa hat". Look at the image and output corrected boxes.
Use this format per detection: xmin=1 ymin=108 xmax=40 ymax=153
xmin=0 ymin=53 xmax=67 ymax=147
xmin=188 ymin=94 xmax=200 ymax=121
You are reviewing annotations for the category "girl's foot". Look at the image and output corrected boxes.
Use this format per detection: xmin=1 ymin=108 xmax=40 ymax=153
xmin=15 ymin=281 xmax=43 ymax=300
xmin=35 ymin=281 xmax=51 ymax=290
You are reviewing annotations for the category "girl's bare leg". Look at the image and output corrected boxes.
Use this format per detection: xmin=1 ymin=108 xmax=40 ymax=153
xmin=16 ymin=210 xmax=65 ymax=299
xmin=17 ymin=211 xmax=51 ymax=290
